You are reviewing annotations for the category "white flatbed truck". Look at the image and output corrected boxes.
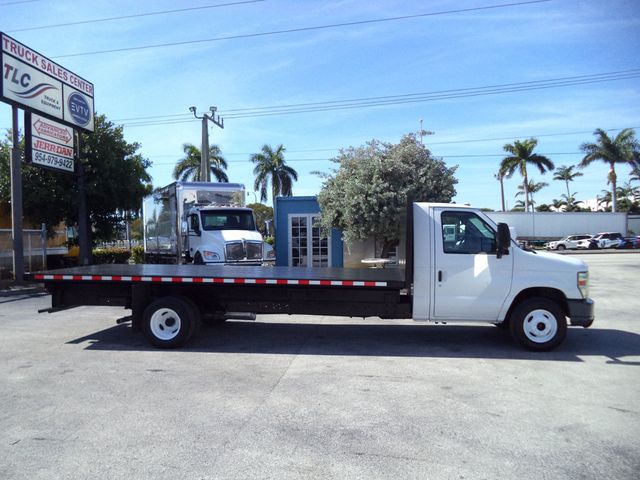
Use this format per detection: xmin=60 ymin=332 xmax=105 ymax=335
xmin=28 ymin=203 xmax=594 ymax=351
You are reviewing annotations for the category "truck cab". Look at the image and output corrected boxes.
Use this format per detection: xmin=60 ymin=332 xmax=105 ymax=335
xmin=413 ymin=203 xmax=593 ymax=350
xmin=185 ymin=206 xmax=273 ymax=265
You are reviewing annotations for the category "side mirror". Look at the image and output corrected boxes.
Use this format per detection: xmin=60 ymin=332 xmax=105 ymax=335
xmin=181 ymin=221 xmax=188 ymax=235
xmin=496 ymin=223 xmax=511 ymax=258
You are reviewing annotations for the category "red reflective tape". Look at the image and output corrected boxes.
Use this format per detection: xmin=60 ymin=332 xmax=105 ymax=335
xmin=112 ymin=276 xmax=122 ymax=281
xmin=171 ymin=277 xmax=183 ymax=283
xmin=298 ymin=279 xmax=309 ymax=285
xmin=151 ymin=276 xmax=162 ymax=282
xmin=193 ymin=277 xmax=203 ymax=283
xmin=72 ymin=275 xmax=83 ymax=280
xmin=277 ymin=279 xmax=288 ymax=285
xmin=255 ymin=278 xmax=267 ymax=284
xmin=213 ymin=278 xmax=224 ymax=283
xmin=34 ymin=274 xmax=44 ymax=280
xmin=235 ymin=278 xmax=245 ymax=284
xmin=132 ymin=276 xmax=142 ymax=281
xmin=342 ymin=281 xmax=354 ymax=286
xmin=320 ymin=280 xmax=331 ymax=286
xmin=364 ymin=281 xmax=375 ymax=287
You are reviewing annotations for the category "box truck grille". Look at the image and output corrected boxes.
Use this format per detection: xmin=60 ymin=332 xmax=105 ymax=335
xmin=225 ymin=241 xmax=263 ymax=261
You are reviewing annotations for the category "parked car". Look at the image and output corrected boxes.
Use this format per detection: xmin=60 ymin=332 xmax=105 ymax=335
xmin=545 ymin=234 xmax=592 ymax=251
xmin=576 ymin=232 xmax=624 ymax=249
xmin=616 ymin=236 xmax=640 ymax=249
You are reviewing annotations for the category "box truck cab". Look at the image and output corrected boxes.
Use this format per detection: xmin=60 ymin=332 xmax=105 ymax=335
xmin=185 ymin=205 xmax=269 ymax=264
xmin=143 ymin=182 xmax=274 ymax=265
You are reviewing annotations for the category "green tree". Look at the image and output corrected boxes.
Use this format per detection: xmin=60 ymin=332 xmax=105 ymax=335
xmin=1 ymin=115 xmax=153 ymax=242
xmin=251 ymin=144 xmax=298 ymax=210
xmin=316 ymin=134 xmax=457 ymax=255
xmin=553 ymin=165 xmax=583 ymax=198
xmin=494 ymin=170 xmax=506 ymax=211
xmin=580 ymin=128 xmax=640 ymax=213
xmin=560 ymin=193 xmax=583 ymax=212
xmin=247 ymin=202 xmax=274 ymax=236
xmin=173 ymin=143 xmax=228 ymax=182
xmin=500 ymin=138 xmax=554 ymax=212
xmin=515 ymin=179 xmax=548 ymax=209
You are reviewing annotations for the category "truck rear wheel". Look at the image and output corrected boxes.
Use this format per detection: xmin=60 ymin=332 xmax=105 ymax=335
xmin=509 ymin=298 xmax=567 ymax=351
xmin=142 ymin=296 xmax=201 ymax=348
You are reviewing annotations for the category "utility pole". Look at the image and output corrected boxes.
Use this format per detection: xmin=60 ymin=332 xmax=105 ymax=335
xmin=418 ymin=118 xmax=434 ymax=145
xmin=189 ymin=106 xmax=224 ymax=182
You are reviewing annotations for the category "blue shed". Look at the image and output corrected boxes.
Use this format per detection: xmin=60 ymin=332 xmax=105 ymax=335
xmin=274 ymin=196 xmax=343 ymax=267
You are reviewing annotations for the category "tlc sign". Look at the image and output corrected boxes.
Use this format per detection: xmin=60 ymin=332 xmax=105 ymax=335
xmin=0 ymin=32 xmax=94 ymax=132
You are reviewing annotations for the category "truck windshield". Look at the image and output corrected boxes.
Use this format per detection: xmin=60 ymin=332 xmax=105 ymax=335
xmin=200 ymin=211 xmax=256 ymax=231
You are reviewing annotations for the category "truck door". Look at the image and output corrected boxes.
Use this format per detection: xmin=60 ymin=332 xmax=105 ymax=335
xmin=433 ymin=209 xmax=513 ymax=320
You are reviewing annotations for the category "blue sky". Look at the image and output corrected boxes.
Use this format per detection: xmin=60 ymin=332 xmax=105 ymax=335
xmin=1 ymin=0 xmax=639 ymax=210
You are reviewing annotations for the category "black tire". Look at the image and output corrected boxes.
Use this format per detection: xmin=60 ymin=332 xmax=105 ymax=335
xmin=509 ymin=297 xmax=567 ymax=351
xmin=194 ymin=252 xmax=204 ymax=264
xmin=142 ymin=296 xmax=201 ymax=348
xmin=588 ymin=242 xmax=598 ymax=250
xmin=557 ymin=244 xmax=566 ymax=251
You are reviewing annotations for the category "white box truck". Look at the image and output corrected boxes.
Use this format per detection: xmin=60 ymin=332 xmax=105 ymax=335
xmin=31 ymin=203 xmax=594 ymax=351
xmin=142 ymin=182 xmax=273 ymax=265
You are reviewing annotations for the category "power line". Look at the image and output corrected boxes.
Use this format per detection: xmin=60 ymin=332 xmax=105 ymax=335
xmin=148 ymin=151 xmax=583 ymax=166
xmin=7 ymin=0 xmax=265 ymax=33
xmin=51 ymin=0 xmax=552 ymax=59
xmin=115 ymin=69 xmax=640 ymax=126
xmin=0 ymin=0 xmax=40 ymax=5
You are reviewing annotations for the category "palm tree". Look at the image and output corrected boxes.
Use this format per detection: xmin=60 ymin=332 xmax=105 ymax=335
xmin=630 ymin=167 xmax=640 ymax=184
xmin=597 ymin=189 xmax=612 ymax=211
xmin=561 ymin=193 xmax=582 ymax=212
xmin=515 ymin=179 xmax=548 ymax=210
xmin=551 ymin=198 xmax=566 ymax=211
xmin=173 ymin=143 xmax=229 ymax=182
xmin=251 ymin=144 xmax=298 ymax=210
xmin=579 ymin=128 xmax=640 ymax=212
xmin=494 ymin=170 xmax=506 ymax=211
xmin=500 ymin=138 xmax=554 ymax=212
xmin=511 ymin=200 xmax=526 ymax=212
xmin=553 ymin=165 xmax=583 ymax=198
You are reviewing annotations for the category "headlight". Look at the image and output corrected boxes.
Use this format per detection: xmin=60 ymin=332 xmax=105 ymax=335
xmin=577 ymin=271 xmax=589 ymax=298
xmin=203 ymin=250 xmax=220 ymax=261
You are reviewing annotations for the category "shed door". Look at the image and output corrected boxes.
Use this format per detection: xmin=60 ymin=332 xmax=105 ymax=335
xmin=289 ymin=214 xmax=331 ymax=267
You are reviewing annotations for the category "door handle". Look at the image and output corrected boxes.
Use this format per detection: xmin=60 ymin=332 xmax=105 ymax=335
xmin=438 ymin=270 xmax=442 ymax=282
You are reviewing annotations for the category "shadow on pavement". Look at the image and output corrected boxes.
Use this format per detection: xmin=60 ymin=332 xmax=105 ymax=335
xmin=66 ymin=320 xmax=640 ymax=363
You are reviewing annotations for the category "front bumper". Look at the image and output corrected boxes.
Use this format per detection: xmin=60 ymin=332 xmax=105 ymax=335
xmin=567 ymin=298 xmax=595 ymax=327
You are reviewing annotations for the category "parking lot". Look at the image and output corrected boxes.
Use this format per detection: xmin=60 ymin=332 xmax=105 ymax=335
xmin=1 ymin=253 xmax=639 ymax=480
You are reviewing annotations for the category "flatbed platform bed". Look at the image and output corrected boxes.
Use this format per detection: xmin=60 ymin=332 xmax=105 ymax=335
xmin=28 ymin=265 xmax=412 ymax=346
xmin=28 ymin=264 xmax=406 ymax=289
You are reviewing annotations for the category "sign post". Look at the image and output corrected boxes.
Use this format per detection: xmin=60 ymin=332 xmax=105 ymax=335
xmin=1 ymin=32 xmax=94 ymax=280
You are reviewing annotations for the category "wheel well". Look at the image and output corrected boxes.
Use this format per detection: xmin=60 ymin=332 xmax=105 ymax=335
xmin=504 ymin=288 xmax=568 ymax=325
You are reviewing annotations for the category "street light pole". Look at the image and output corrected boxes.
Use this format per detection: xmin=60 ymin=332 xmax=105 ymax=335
xmin=190 ymin=106 xmax=224 ymax=182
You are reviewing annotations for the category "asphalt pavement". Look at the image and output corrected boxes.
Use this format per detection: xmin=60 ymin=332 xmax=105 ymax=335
xmin=1 ymin=253 xmax=639 ymax=479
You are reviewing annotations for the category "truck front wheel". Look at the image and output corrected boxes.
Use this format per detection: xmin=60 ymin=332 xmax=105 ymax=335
xmin=142 ymin=296 xmax=200 ymax=348
xmin=509 ymin=298 xmax=567 ymax=351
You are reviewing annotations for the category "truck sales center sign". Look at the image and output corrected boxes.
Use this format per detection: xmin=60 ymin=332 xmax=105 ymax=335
xmin=1 ymin=32 xmax=94 ymax=132
xmin=25 ymin=113 xmax=75 ymax=173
